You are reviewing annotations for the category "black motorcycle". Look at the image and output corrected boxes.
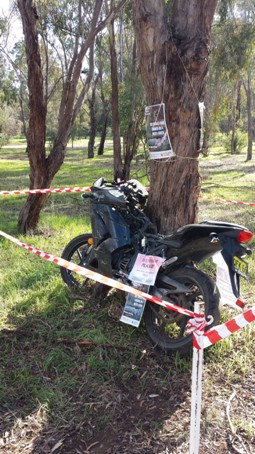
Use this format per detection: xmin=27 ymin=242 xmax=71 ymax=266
xmin=60 ymin=177 xmax=253 ymax=355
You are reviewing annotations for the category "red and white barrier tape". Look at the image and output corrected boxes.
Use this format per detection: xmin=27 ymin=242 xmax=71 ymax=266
xmin=192 ymin=306 xmax=255 ymax=350
xmin=199 ymin=194 xmax=255 ymax=207
xmin=0 ymin=186 xmax=91 ymax=196
xmin=1 ymin=186 xmax=255 ymax=207
xmin=1 ymin=230 xmax=255 ymax=350
xmin=186 ymin=315 xmax=212 ymax=336
xmin=0 ymin=230 xmax=196 ymax=319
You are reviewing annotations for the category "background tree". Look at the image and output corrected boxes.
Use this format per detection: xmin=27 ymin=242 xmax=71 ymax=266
xmin=243 ymin=70 xmax=253 ymax=160
xmin=132 ymin=0 xmax=218 ymax=233
xmin=97 ymin=69 xmax=110 ymax=156
xmin=119 ymin=7 xmax=144 ymax=180
xmin=87 ymin=73 xmax=99 ymax=159
xmin=107 ymin=3 xmax=145 ymax=180
xmin=16 ymin=0 xmax=126 ymax=233
xmin=0 ymin=16 xmax=21 ymax=146
xmin=95 ymin=38 xmax=111 ymax=156
xmin=206 ymin=0 xmax=255 ymax=159
xmin=108 ymin=3 xmax=123 ymax=180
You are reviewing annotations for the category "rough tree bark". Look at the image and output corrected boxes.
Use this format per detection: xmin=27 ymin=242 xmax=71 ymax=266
xmin=87 ymin=76 xmax=99 ymax=159
xmin=97 ymin=68 xmax=109 ymax=156
xmin=132 ymin=0 xmax=218 ymax=233
xmin=122 ymin=41 xmax=144 ymax=180
xmin=97 ymin=112 xmax=108 ymax=156
xmin=243 ymin=72 xmax=253 ymax=161
xmin=231 ymin=80 xmax=242 ymax=155
xmin=109 ymin=13 xmax=123 ymax=180
xmin=16 ymin=0 xmax=49 ymax=231
xmin=17 ymin=0 xmax=127 ymax=233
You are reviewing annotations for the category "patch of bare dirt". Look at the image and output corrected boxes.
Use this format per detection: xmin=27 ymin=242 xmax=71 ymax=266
xmin=1 ymin=345 xmax=254 ymax=454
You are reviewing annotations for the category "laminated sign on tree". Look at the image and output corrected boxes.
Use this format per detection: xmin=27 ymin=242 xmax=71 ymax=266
xmin=145 ymin=103 xmax=174 ymax=160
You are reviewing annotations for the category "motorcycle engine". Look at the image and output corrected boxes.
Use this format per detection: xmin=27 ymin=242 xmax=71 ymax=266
xmin=112 ymin=247 xmax=137 ymax=276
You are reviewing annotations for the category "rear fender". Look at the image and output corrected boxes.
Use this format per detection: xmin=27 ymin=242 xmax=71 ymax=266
xmin=165 ymin=236 xmax=222 ymax=264
xmin=218 ymin=235 xmax=245 ymax=298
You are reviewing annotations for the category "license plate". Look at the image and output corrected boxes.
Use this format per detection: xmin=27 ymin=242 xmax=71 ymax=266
xmin=233 ymin=256 xmax=248 ymax=279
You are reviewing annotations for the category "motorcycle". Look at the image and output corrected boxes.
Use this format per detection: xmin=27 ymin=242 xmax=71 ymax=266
xmin=60 ymin=177 xmax=253 ymax=355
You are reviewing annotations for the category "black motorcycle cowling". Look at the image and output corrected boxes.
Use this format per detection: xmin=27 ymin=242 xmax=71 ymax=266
xmin=160 ymin=221 xmax=253 ymax=299
xmin=61 ymin=177 xmax=254 ymax=355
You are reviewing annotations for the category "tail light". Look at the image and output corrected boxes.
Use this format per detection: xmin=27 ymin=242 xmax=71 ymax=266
xmin=237 ymin=230 xmax=254 ymax=243
xmin=236 ymin=299 xmax=245 ymax=309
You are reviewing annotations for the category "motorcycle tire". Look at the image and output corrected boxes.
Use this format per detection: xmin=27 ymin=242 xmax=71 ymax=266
xmin=60 ymin=234 xmax=95 ymax=292
xmin=144 ymin=266 xmax=220 ymax=356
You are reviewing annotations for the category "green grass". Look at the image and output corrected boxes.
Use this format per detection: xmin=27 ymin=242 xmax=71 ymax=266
xmin=200 ymin=141 xmax=255 ymax=203
xmin=0 ymin=137 xmax=255 ymax=453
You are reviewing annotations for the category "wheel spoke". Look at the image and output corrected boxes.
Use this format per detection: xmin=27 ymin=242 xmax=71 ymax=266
xmin=76 ymin=248 xmax=83 ymax=262
xmin=178 ymin=317 xmax=189 ymax=337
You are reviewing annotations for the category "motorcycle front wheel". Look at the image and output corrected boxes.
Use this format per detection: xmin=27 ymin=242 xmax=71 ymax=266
xmin=60 ymin=234 xmax=95 ymax=292
xmin=144 ymin=266 xmax=220 ymax=356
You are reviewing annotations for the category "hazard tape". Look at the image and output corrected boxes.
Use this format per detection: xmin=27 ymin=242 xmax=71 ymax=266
xmin=186 ymin=316 xmax=213 ymax=336
xmin=192 ymin=306 xmax=255 ymax=350
xmin=1 ymin=186 xmax=255 ymax=207
xmin=0 ymin=230 xmax=197 ymax=319
xmin=199 ymin=194 xmax=255 ymax=207
xmin=0 ymin=186 xmax=91 ymax=196
xmin=1 ymin=229 xmax=254 ymax=350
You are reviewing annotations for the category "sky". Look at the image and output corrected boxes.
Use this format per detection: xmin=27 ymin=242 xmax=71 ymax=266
xmin=0 ymin=0 xmax=11 ymax=16
xmin=0 ymin=0 xmax=22 ymax=44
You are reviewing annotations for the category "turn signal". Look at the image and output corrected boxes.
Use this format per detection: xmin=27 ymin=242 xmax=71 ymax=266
xmin=237 ymin=230 xmax=253 ymax=243
xmin=87 ymin=237 xmax=94 ymax=245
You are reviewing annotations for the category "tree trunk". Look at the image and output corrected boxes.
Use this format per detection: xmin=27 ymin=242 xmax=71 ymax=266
xmin=230 ymin=123 xmax=237 ymax=155
xmin=122 ymin=40 xmax=144 ymax=180
xmin=109 ymin=15 xmax=123 ymax=180
xmin=201 ymin=119 xmax=210 ymax=156
xmin=17 ymin=0 xmax=48 ymax=232
xmin=230 ymin=80 xmax=242 ymax=155
xmin=97 ymin=62 xmax=109 ymax=156
xmin=19 ymin=82 xmax=28 ymax=141
xmin=243 ymin=72 xmax=253 ymax=161
xmin=122 ymin=117 xmax=140 ymax=180
xmin=132 ymin=0 xmax=218 ymax=233
xmin=17 ymin=0 xmax=126 ymax=233
xmin=87 ymin=78 xmax=99 ymax=159
xmin=98 ymin=113 xmax=108 ymax=155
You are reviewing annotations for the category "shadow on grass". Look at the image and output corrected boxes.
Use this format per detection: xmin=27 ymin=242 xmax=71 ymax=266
xmin=0 ymin=287 xmax=193 ymax=454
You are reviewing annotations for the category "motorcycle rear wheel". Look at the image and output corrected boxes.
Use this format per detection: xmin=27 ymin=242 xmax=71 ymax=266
xmin=144 ymin=267 xmax=220 ymax=356
xmin=60 ymin=234 xmax=96 ymax=292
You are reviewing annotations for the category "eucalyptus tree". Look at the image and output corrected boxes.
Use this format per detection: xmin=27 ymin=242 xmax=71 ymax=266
xmin=119 ymin=7 xmax=144 ymax=180
xmin=96 ymin=61 xmax=110 ymax=156
xmin=87 ymin=72 xmax=99 ymax=159
xmin=0 ymin=15 xmax=21 ymax=145
xmin=94 ymin=36 xmax=111 ymax=156
xmin=107 ymin=3 xmax=144 ymax=180
xmin=237 ymin=0 xmax=255 ymax=160
xmin=108 ymin=2 xmax=122 ymax=179
xmin=16 ymin=0 xmax=127 ymax=233
xmin=210 ymin=0 xmax=255 ymax=159
xmin=132 ymin=0 xmax=218 ymax=233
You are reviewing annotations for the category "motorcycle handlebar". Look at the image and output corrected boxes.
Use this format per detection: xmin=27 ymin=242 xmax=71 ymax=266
xmin=81 ymin=193 xmax=91 ymax=199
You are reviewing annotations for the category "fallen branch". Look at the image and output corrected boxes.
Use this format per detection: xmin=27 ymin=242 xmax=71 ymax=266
xmin=0 ymin=328 xmax=32 ymax=337
xmin=226 ymin=391 xmax=251 ymax=454
xmin=58 ymin=338 xmax=127 ymax=349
